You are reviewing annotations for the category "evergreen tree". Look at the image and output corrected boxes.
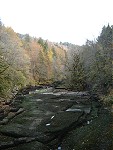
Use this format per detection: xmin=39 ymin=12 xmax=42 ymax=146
xmin=65 ymin=53 xmax=86 ymax=91
xmin=82 ymin=25 xmax=112 ymax=93
xmin=97 ymin=25 xmax=112 ymax=91
xmin=43 ymin=41 xmax=48 ymax=52
xmin=38 ymin=37 xmax=44 ymax=46
xmin=98 ymin=24 xmax=112 ymax=50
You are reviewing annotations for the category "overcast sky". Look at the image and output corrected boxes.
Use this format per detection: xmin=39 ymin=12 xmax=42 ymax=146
xmin=0 ymin=0 xmax=113 ymax=45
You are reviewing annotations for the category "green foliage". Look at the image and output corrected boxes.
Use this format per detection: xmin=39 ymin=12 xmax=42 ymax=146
xmin=81 ymin=25 xmax=112 ymax=94
xmin=0 ymin=21 xmax=30 ymax=98
xmin=65 ymin=53 xmax=86 ymax=91
xmin=0 ymin=66 xmax=27 ymax=98
xmin=24 ymin=34 xmax=30 ymax=42
xmin=0 ymin=77 xmax=11 ymax=97
xmin=101 ymin=89 xmax=113 ymax=106
xmin=86 ymin=47 xmax=112 ymax=93
xmin=43 ymin=41 xmax=48 ymax=52
xmin=98 ymin=24 xmax=112 ymax=49
xmin=38 ymin=37 xmax=44 ymax=46
xmin=38 ymin=38 xmax=48 ymax=52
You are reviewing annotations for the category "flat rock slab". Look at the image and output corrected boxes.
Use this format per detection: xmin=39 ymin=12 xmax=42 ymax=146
xmin=37 ymin=111 xmax=84 ymax=133
xmin=1 ymin=88 xmax=103 ymax=150
xmin=1 ymin=140 xmax=49 ymax=150
xmin=61 ymin=112 xmax=112 ymax=150
xmin=66 ymin=104 xmax=91 ymax=114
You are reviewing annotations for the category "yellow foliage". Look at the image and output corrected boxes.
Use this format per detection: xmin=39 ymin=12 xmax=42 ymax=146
xmin=48 ymin=49 xmax=53 ymax=62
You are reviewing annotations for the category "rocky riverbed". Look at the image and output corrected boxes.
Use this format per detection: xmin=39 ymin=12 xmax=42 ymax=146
xmin=0 ymin=86 xmax=112 ymax=150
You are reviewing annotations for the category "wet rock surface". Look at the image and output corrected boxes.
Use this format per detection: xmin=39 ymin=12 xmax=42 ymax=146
xmin=0 ymin=87 xmax=112 ymax=150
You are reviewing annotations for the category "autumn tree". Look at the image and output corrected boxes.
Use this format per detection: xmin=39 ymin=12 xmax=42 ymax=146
xmin=0 ymin=21 xmax=31 ymax=97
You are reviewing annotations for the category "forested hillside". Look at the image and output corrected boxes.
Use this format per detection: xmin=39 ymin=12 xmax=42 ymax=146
xmin=65 ymin=25 xmax=113 ymax=94
xmin=0 ymin=20 xmax=67 ymax=98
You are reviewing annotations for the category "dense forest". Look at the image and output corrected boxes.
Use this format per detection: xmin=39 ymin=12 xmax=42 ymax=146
xmin=0 ymin=20 xmax=67 ymax=98
xmin=0 ymin=19 xmax=113 ymax=105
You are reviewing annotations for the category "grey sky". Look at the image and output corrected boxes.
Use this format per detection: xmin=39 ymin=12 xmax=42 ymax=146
xmin=0 ymin=0 xmax=113 ymax=45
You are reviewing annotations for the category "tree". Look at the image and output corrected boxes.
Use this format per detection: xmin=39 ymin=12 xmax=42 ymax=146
xmin=97 ymin=25 xmax=112 ymax=92
xmin=65 ymin=53 xmax=86 ymax=91
xmin=81 ymin=25 xmax=112 ymax=93
xmin=34 ymin=50 xmax=48 ymax=83
xmin=24 ymin=34 xmax=30 ymax=42
xmin=86 ymin=45 xmax=112 ymax=93
xmin=97 ymin=24 xmax=112 ymax=50
xmin=38 ymin=37 xmax=44 ymax=46
xmin=43 ymin=41 xmax=48 ymax=52
xmin=0 ymin=23 xmax=31 ymax=97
